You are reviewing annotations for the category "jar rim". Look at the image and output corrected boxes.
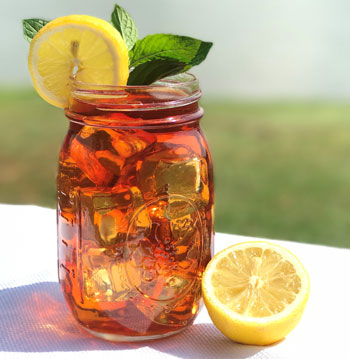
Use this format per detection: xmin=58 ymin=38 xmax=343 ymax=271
xmin=70 ymin=72 xmax=199 ymax=90
xmin=66 ymin=73 xmax=203 ymax=128
xmin=68 ymin=73 xmax=201 ymax=112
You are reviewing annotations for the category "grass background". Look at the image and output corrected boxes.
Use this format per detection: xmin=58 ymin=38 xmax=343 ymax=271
xmin=1 ymin=88 xmax=350 ymax=248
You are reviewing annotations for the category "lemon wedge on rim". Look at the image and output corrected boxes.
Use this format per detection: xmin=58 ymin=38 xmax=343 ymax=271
xmin=28 ymin=15 xmax=129 ymax=108
xmin=202 ymin=241 xmax=310 ymax=345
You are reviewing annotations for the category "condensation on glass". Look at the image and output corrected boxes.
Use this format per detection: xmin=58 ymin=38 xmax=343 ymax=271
xmin=57 ymin=74 xmax=214 ymax=341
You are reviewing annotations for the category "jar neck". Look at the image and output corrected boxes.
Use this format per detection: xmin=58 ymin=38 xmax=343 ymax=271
xmin=65 ymin=74 xmax=203 ymax=129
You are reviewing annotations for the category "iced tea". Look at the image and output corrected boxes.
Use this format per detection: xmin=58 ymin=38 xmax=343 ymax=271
xmin=57 ymin=75 xmax=214 ymax=341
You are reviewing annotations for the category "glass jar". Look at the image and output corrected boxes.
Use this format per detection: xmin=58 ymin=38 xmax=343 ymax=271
xmin=57 ymin=73 xmax=214 ymax=341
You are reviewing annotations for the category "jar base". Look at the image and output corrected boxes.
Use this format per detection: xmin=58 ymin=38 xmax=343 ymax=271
xmin=82 ymin=325 xmax=187 ymax=342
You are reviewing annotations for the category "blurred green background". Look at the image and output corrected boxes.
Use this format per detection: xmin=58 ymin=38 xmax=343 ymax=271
xmin=1 ymin=1 xmax=350 ymax=248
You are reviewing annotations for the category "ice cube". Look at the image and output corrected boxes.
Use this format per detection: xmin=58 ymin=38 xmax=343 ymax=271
xmin=91 ymin=186 xmax=132 ymax=212
xmin=156 ymin=157 xmax=201 ymax=194
xmin=94 ymin=209 xmax=128 ymax=246
xmin=95 ymin=150 xmax=125 ymax=176
xmin=70 ymin=126 xmax=130 ymax=185
xmin=70 ymin=126 xmax=156 ymax=185
xmin=137 ymin=145 xmax=209 ymax=207
xmin=109 ymin=129 xmax=155 ymax=158
xmin=108 ymin=262 xmax=140 ymax=300
xmin=58 ymin=158 xmax=95 ymax=207
xmin=82 ymin=246 xmax=138 ymax=302
xmin=70 ymin=137 xmax=114 ymax=186
xmin=80 ymin=185 xmax=151 ymax=246
xmin=83 ymin=268 xmax=112 ymax=300
xmin=79 ymin=188 xmax=130 ymax=246
xmin=165 ymin=198 xmax=197 ymax=219
xmin=83 ymin=266 xmax=136 ymax=302
xmin=76 ymin=126 xmax=112 ymax=151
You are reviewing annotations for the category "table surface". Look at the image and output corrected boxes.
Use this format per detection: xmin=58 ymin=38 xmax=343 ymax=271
xmin=0 ymin=204 xmax=349 ymax=359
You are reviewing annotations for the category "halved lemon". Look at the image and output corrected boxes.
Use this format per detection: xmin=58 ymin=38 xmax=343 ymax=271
xmin=28 ymin=15 xmax=129 ymax=108
xmin=202 ymin=241 xmax=310 ymax=345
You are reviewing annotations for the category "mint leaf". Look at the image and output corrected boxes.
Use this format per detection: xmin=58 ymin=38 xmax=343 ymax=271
xmin=111 ymin=4 xmax=138 ymax=51
xmin=22 ymin=19 xmax=50 ymax=43
xmin=189 ymin=41 xmax=214 ymax=66
xmin=128 ymin=59 xmax=187 ymax=85
xmin=128 ymin=34 xmax=212 ymax=85
xmin=129 ymin=34 xmax=213 ymax=69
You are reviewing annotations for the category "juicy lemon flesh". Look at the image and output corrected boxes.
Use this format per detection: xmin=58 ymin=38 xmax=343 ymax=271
xmin=29 ymin=15 xmax=129 ymax=108
xmin=212 ymin=247 xmax=301 ymax=317
xmin=202 ymin=242 xmax=310 ymax=345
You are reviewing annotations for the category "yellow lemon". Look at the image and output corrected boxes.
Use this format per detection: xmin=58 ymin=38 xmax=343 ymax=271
xmin=28 ymin=15 xmax=129 ymax=108
xmin=202 ymin=241 xmax=310 ymax=345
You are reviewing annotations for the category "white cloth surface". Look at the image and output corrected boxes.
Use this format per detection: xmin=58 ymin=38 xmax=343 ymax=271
xmin=0 ymin=204 xmax=349 ymax=359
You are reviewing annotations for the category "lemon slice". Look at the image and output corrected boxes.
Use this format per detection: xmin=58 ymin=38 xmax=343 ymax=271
xmin=28 ymin=15 xmax=129 ymax=108
xmin=202 ymin=241 xmax=310 ymax=345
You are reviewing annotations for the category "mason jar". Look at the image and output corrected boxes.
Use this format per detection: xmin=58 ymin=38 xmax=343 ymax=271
xmin=57 ymin=73 xmax=214 ymax=341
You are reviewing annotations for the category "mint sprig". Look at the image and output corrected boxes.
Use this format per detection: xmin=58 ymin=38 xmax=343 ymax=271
xmin=22 ymin=19 xmax=50 ymax=42
xmin=111 ymin=4 xmax=138 ymax=51
xmin=110 ymin=4 xmax=212 ymax=85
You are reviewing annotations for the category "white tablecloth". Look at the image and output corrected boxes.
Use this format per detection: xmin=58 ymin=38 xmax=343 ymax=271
xmin=0 ymin=204 xmax=349 ymax=359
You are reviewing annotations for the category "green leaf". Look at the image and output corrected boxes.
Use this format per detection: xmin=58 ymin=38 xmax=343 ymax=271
xmin=22 ymin=18 xmax=50 ymax=43
xmin=189 ymin=40 xmax=214 ymax=66
xmin=111 ymin=4 xmax=138 ymax=51
xmin=128 ymin=34 xmax=212 ymax=85
xmin=127 ymin=59 xmax=187 ymax=85
xmin=129 ymin=34 xmax=213 ymax=69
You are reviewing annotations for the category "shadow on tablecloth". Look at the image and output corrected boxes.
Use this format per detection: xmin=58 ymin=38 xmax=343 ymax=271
xmin=0 ymin=282 xmax=264 ymax=358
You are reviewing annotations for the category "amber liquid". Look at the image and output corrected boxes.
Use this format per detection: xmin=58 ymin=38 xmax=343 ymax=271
xmin=57 ymin=90 xmax=214 ymax=339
